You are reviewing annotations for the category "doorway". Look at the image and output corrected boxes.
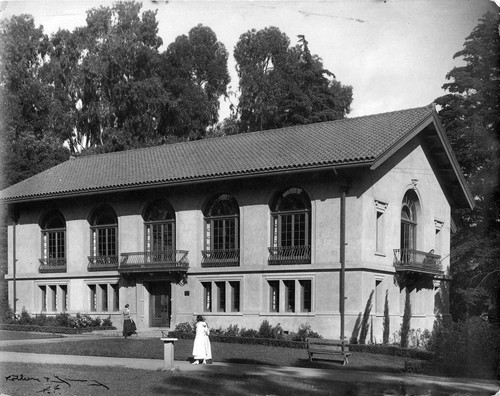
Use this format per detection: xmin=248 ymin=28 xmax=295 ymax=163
xmin=148 ymin=282 xmax=171 ymax=327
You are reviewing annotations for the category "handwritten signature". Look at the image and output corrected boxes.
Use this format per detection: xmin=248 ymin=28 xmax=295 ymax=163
xmin=5 ymin=373 xmax=109 ymax=394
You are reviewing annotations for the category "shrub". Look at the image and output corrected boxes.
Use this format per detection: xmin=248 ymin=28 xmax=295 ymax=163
xmin=102 ymin=316 xmax=113 ymax=327
xmin=240 ymin=328 xmax=258 ymax=338
xmin=54 ymin=312 xmax=71 ymax=327
xmin=18 ymin=307 xmax=31 ymax=325
xmin=383 ymin=290 xmax=390 ymax=344
xmin=359 ymin=290 xmax=374 ymax=345
xmin=400 ymin=290 xmax=411 ymax=348
xmin=224 ymin=324 xmax=240 ymax=337
xmin=427 ymin=316 xmax=499 ymax=378
xmin=293 ymin=323 xmax=322 ymax=342
xmin=174 ymin=322 xmax=194 ymax=333
xmin=257 ymin=320 xmax=284 ymax=340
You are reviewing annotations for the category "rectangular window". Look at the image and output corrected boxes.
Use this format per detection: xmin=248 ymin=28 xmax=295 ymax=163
xmin=284 ymin=280 xmax=295 ymax=312
xmin=92 ymin=227 xmax=117 ymax=257
xmin=112 ymin=284 xmax=120 ymax=311
xmin=435 ymin=228 xmax=442 ymax=256
xmin=202 ymin=282 xmax=212 ymax=312
xmin=269 ymin=281 xmax=280 ymax=312
xmin=89 ymin=285 xmax=97 ymax=312
xmin=50 ymin=285 xmax=57 ymax=311
xmin=60 ymin=285 xmax=67 ymax=312
xmin=216 ymin=282 xmax=226 ymax=312
xmin=100 ymin=284 xmax=108 ymax=311
xmin=376 ymin=211 xmax=384 ymax=253
xmin=375 ymin=280 xmax=384 ymax=315
xmin=300 ymin=280 xmax=311 ymax=312
xmin=230 ymin=281 xmax=240 ymax=312
xmin=40 ymin=286 xmax=47 ymax=312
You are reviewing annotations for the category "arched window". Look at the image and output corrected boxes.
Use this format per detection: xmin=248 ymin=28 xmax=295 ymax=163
xmin=90 ymin=205 xmax=118 ymax=259
xmin=399 ymin=190 xmax=420 ymax=266
xmin=40 ymin=210 xmax=66 ymax=272
xmin=269 ymin=187 xmax=311 ymax=264
xmin=202 ymin=194 xmax=239 ymax=266
xmin=143 ymin=199 xmax=175 ymax=253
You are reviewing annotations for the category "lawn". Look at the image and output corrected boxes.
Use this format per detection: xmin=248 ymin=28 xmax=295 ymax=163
xmin=0 ymin=335 xmax=418 ymax=373
xmin=1 ymin=361 xmax=474 ymax=396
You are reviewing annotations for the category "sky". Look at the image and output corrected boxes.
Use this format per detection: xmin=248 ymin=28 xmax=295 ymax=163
xmin=1 ymin=0 xmax=498 ymax=119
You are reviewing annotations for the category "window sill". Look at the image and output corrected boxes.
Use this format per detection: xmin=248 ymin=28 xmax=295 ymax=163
xmin=374 ymin=252 xmax=386 ymax=257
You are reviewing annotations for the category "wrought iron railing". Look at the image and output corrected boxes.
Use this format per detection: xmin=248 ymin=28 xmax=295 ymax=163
xmin=201 ymin=249 xmax=240 ymax=267
xmin=393 ymin=249 xmax=442 ymax=273
xmin=39 ymin=258 xmax=67 ymax=273
xmin=268 ymin=245 xmax=311 ymax=265
xmin=119 ymin=250 xmax=189 ymax=273
xmin=87 ymin=255 xmax=119 ymax=271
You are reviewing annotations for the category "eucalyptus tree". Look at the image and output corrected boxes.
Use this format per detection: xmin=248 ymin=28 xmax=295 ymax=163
xmin=234 ymin=27 xmax=352 ymax=133
xmin=0 ymin=14 xmax=69 ymax=187
xmin=159 ymin=24 xmax=230 ymax=140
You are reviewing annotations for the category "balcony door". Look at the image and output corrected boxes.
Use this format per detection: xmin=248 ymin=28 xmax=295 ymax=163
xmin=148 ymin=282 xmax=171 ymax=327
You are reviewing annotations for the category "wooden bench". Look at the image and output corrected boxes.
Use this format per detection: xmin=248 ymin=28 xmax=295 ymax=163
xmin=306 ymin=338 xmax=351 ymax=365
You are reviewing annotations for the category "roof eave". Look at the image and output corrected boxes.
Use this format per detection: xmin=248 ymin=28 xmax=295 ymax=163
xmin=0 ymin=160 xmax=374 ymax=204
xmin=370 ymin=110 xmax=474 ymax=210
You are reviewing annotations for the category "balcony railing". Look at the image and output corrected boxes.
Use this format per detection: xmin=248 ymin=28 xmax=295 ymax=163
xmin=88 ymin=255 xmax=119 ymax=271
xmin=393 ymin=249 xmax=442 ymax=274
xmin=119 ymin=250 xmax=189 ymax=273
xmin=268 ymin=245 xmax=311 ymax=265
xmin=201 ymin=249 xmax=240 ymax=267
xmin=39 ymin=258 xmax=67 ymax=273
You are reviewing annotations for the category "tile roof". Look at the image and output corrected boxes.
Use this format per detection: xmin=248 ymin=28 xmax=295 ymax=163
xmin=0 ymin=105 xmax=435 ymax=202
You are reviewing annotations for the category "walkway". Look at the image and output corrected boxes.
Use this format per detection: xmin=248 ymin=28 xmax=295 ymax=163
xmin=0 ymin=333 xmax=498 ymax=395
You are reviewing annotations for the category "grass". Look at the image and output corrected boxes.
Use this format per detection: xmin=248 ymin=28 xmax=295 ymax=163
xmin=0 ymin=332 xmax=419 ymax=373
xmin=0 ymin=361 xmax=471 ymax=396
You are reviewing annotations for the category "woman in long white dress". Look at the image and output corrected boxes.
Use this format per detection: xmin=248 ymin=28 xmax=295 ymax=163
xmin=191 ymin=315 xmax=212 ymax=364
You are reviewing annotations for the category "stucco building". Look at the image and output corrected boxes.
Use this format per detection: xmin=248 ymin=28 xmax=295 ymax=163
xmin=0 ymin=105 xmax=473 ymax=341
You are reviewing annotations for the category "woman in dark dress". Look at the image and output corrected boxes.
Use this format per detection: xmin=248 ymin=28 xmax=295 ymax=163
xmin=122 ymin=304 xmax=136 ymax=339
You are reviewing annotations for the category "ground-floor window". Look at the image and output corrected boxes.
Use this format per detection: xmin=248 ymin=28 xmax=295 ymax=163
xmin=87 ymin=283 xmax=120 ymax=312
xmin=38 ymin=284 xmax=68 ymax=312
xmin=267 ymin=278 xmax=313 ymax=313
xmin=201 ymin=280 xmax=241 ymax=313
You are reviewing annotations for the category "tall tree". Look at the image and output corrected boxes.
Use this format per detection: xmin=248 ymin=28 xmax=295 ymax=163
xmin=0 ymin=14 xmax=69 ymax=188
xmin=435 ymin=11 xmax=500 ymax=321
xmin=234 ymin=27 xmax=352 ymax=133
xmin=63 ymin=1 xmax=169 ymax=153
xmin=160 ymin=24 xmax=230 ymax=140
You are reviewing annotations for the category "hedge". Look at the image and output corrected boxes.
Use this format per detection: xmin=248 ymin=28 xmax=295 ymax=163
xmin=0 ymin=323 xmax=117 ymax=334
xmin=167 ymin=331 xmax=433 ymax=358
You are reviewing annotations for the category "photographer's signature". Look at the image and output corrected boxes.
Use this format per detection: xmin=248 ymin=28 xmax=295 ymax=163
xmin=5 ymin=373 xmax=109 ymax=394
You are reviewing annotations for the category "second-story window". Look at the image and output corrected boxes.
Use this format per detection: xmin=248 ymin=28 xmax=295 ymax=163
xmin=269 ymin=187 xmax=311 ymax=264
xmin=40 ymin=210 xmax=66 ymax=273
xmin=41 ymin=210 xmax=66 ymax=262
xmin=90 ymin=205 xmax=118 ymax=259
xmin=144 ymin=199 xmax=175 ymax=253
xmin=401 ymin=190 xmax=418 ymax=253
xmin=202 ymin=194 xmax=239 ymax=266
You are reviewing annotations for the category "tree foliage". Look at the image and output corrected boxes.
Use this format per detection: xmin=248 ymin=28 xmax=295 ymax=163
xmin=233 ymin=27 xmax=352 ymax=133
xmin=435 ymin=11 xmax=500 ymax=320
xmin=160 ymin=24 xmax=230 ymax=140
xmin=0 ymin=14 xmax=70 ymax=188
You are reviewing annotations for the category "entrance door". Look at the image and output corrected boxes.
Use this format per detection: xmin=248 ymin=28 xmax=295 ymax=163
xmin=149 ymin=282 xmax=171 ymax=327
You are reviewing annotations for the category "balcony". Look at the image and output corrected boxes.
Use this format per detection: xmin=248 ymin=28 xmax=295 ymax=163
xmin=39 ymin=258 xmax=67 ymax=273
xmin=119 ymin=250 xmax=189 ymax=273
xmin=393 ymin=249 xmax=443 ymax=275
xmin=268 ymin=245 xmax=311 ymax=265
xmin=88 ymin=255 xmax=119 ymax=271
xmin=201 ymin=249 xmax=239 ymax=267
